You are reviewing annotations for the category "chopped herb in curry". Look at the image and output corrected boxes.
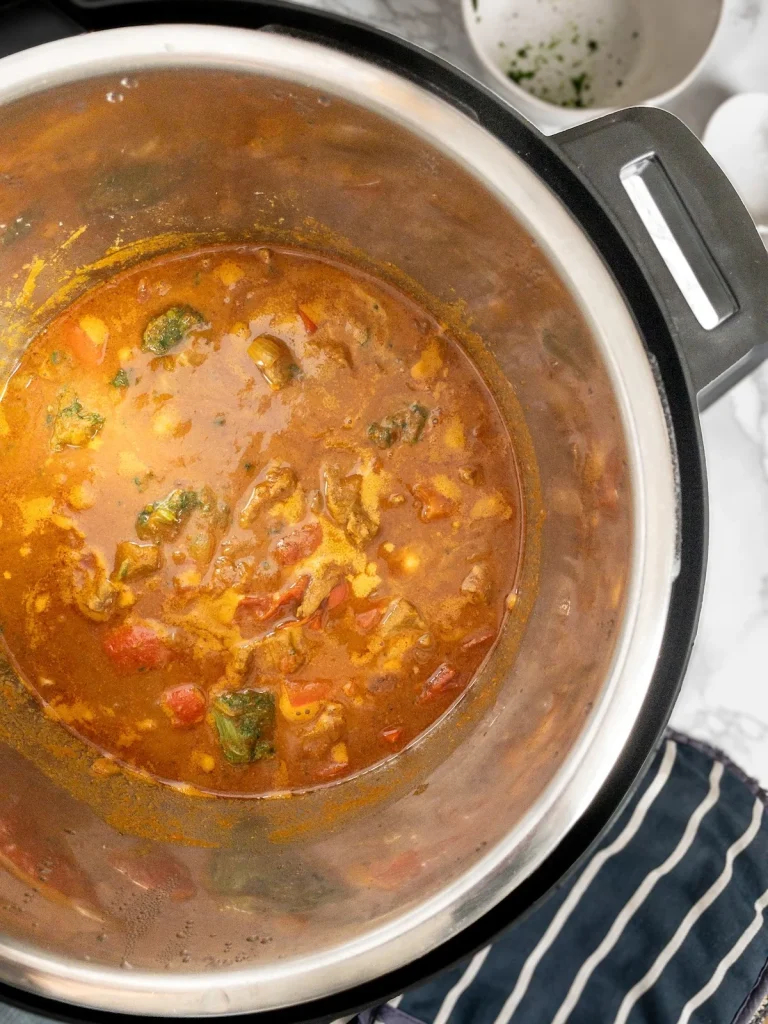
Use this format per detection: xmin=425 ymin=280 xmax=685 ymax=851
xmin=135 ymin=488 xmax=199 ymax=541
xmin=367 ymin=403 xmax=429 ymax=449
xmin=50 ymin=393 xmax=104 ymax=450
xmin=212 ymin=689 xmax=276 ymax=764
xmin=142 ymin=304 xmax=205 ymax=356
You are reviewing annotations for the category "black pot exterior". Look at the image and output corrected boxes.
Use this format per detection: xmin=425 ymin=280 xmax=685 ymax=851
xmin=0 ymin=2 xmax=708 ymax=1021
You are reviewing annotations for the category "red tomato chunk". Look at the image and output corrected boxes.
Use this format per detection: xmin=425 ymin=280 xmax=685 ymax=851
xmin=355 ymin=607 xmax=381 ymax=632
xmin=418 ymin=663 xmax=460 ymax=704
xmin=460 ymin=627 xmax=495 ymax=652
xmin=274 ymin=575 xmax=309 ymax=614
xmin=162 ymin=684 xmax=206 ymax=727
xmin=103 ymin=624 xmax=170 ymax=673
xmin=64 ymin=320 xmax=106 ymax=367
xmin=286 ymin=680 xmax=332 ymax=706
xmin=298 ymin=307 xmax=318 ymax=334
xmin=326 ymin=580 xmax=349 ymax=611
xmin=236 ymin=593 xmax=275 ymax=622
xmin=272 ymin=523 xmax=322 ymax=566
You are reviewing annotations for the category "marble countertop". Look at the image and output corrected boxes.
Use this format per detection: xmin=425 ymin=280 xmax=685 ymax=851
xmin=297 ymin=0 xmax=768 ymax=783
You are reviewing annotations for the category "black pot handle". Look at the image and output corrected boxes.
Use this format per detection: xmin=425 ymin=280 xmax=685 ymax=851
xmin=556 ymin=106 xmax=768 ymax=408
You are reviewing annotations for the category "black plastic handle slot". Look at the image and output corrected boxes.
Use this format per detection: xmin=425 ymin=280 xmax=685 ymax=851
xmin=620 ymin=153 xmax=737 ymax=331
xmin=557 ymin=107 xmax=768 ymax=408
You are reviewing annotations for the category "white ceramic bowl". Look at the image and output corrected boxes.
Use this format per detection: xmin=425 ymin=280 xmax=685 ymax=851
xmin=462 ymin=0 xmax=724 ymax=131
xmin=703 ymin=92 xmax=768 ymax=239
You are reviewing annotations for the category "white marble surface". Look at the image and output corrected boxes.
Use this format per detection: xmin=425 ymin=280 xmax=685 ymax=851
xmin=297 ymin=0 xmax=768 ymax=783
xmin=675 ymin=372 xmax=768 ymax=784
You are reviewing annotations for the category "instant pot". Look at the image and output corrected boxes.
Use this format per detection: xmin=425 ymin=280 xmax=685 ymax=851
xmin=0 ymin=1 xmax=766 ymax=1021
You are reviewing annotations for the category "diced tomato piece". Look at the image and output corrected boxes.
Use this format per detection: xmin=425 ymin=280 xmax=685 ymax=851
xmin=326 ymin=580 xmax=349 ymax=611
xmin=298 ymin=307 xmax=318 ymax=334
xmin=239 ymin=575 xmax=313 ymax=625
xmin=380 ymin=726 xmax=404 ymax=746
xmin=305 ymin=610 xmax=324 ymax=631
xmin=273 ymin=523 xmax=322 ymax=567
xmin=64 ymin=321 xmax=106 ymax=367
xmin=286 ymin=679 xmax=332 ymax=706
xmin=460 ymin=627 xmax=495 ymax=652
xmin=418 ymin=662 xmax=460 ymax=704
xmin=162 ymin=684 xmax=206 ymax=726
xmin=355 ymin=607 xmax=382 ymax=632
xmin=237 ymin=593 xmax=275 ymax=621
xmin=274 ymin=575 xmax=310 ymax=613
xmin=109 ymin=848 xmax=196 ymax=901
xmin=103 ymin=624 xmax=170 ymax=673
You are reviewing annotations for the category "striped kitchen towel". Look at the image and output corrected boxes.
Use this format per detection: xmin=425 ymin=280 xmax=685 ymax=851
xmin=366 ymin=731 xmax=768 ymax=1024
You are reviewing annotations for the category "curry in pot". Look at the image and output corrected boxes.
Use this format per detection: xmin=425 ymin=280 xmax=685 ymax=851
xmin=0 ymin=245 xmax=523 ymax=794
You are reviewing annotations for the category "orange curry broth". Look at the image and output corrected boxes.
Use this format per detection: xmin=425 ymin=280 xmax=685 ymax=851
xmin=0 ymin=245 xmax=523 ymax=795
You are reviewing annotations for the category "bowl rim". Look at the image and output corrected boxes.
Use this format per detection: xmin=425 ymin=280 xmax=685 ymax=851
xmin=459 ymin=0 xmax=726 ymax=128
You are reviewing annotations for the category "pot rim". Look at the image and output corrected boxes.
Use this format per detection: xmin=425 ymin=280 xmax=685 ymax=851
xmin=0 ymin=21 xmax=679 ymax=1017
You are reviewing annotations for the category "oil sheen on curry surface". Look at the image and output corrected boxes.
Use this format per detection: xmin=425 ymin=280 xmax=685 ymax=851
xmin=0 ymin=245 xmax=523 ymax=795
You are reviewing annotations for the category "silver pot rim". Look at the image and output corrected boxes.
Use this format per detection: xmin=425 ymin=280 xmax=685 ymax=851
xmin=0 ymin=23 xmax=678 ymax=1016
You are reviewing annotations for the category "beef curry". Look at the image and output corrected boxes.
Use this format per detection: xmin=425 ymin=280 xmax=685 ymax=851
xmin=0 ymin=245 xmax=523 ymax=795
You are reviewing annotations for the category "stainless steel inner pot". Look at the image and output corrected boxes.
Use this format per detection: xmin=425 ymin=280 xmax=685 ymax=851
xmin=0 ymin=22 xmax=686 ymax=1017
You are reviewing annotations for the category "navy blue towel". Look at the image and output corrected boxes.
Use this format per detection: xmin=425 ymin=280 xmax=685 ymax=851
xmin=368 ymin=731 xmax=768 ymax=1024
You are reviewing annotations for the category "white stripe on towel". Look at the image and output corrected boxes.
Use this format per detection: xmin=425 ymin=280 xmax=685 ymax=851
xmin=550 ymin=760 xmax=723 ymax=1024
xmin=432 ymin=946 xmax=492 ymax=1024
xmin=677 ymin=884 xmax=768 ymax=1024
xmin=490 ymin=740 xmax=678 ymax=1024
xmin=613 ymin=797 xmax=764 ymax=1024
